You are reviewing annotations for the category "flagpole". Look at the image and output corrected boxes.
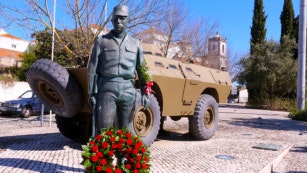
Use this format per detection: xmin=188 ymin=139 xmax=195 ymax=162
xmin=49 ymin=0 xmax=57 ymax=126
xmin=51 ymin=0 xmax=56 ymax=62
xmin=297 ymin=0 xmax=307 ymax=110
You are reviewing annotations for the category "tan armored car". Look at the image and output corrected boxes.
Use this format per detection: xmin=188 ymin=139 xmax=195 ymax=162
xmin=27 ymin=44 xmax=232 ymax=146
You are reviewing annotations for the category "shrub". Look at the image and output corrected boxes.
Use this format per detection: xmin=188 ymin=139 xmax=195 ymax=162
xmin=289 ymin=109 xmax=307 ymax=122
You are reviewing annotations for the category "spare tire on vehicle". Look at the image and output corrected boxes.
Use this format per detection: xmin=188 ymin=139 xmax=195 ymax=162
xmin=27 ymin=59 xmax=84 ymax=118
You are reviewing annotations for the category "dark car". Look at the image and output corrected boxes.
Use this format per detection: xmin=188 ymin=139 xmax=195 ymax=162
xmin=0 ymin=90 xmax=43 ymax=118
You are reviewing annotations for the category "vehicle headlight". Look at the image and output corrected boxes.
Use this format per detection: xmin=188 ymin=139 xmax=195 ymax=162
xmin=10 ymin=103 xmax=21 ymax=108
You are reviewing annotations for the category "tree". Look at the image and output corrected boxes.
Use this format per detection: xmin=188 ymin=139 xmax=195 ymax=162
xmin=238 ymin=36 xmax=297 ymax=108
xmin=154 ymin=0 xmax=189 ymax=58
xmin=280 ymin=0 xmax=295 ymax=43
xmin=0 ymin=0 xmax=170 ymax=67
xmin=250 ymin=0 xmax=267 ymax=55
xmin=32 ymin=29 xmax=76 ymax=66
xmin=15 ymin=45 xmax=39 ymax=81
xmin=183 ymin=17 xmax=219 ymax=58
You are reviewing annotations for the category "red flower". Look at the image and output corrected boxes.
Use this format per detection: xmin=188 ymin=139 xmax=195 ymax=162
xmin=133 ymin=149 xmax=139 ymax=155
xmin=110 ymin=137 xmax=115 ymax=143
xmin=137 ymin=155 xmax=142 ymax=161
xmin=129 ymin=157 xmax=134 ymax=163
xmin=117 ymin=129 xmax=123 ymax=135
xmin=136 ymin=162 xmax=141 ymax=169
xmin=100 ymin=158 xmax=107 ymax=165
xmin=119 ymin=138 xmax=125 ymax=144
xmin=117 ymin=143 xmax=123 ymax=150
xmin=127 ymin=148 xmax=133 ymax=154
xmin=91 ymin=145 xmax=99 ymax=153
xmin=133 ymin=169 xmax=139 ymax=173
xmin=125 ymin=163 xmax=131 ymax=170
xmin=135 ymin=141 xmax=143 ymax=149
xmin=89 ymin=141 xmax=95 ymax=146
xmin=95 ymin=134 xmax=102 ymax=140
xmin=91 ymin=155 xmax=98 ymax=162
xmin=96 ymin=165 xmax=103 ymax=172
xmin=106 ymin=167 xmax=113 ymax=173
xmin=141 ymin=147 xmax=146 ymax=154
xmin=106 ymin=130 xmax=112 ymax=136
xmin=142 ymin=164 xmax=148 ymax=169
xmin=102 ymin=141 xmax=109 ymax=149
xmin=96 ymin=152 xmax=103 ymax=158
xmin=126 ymin=139 xmax=133 ymax=146
xmin=126 ymin=133 xmax=131 ymax=139
xmin=108 ymin=150 xmax=114 ymax=156
xmin=115 ymin=168 xmax=122 ymax=173
xmin=144 ymin=156 xmax=149 ymax=162
xmin=112 ymin=143 xmax=117 ymax=149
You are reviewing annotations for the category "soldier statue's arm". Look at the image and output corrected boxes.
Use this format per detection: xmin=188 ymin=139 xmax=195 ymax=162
xmin=136 ymin=40 xmax=150 ymax=108
xmin=87 ymin=37 xmax=100 ymax=107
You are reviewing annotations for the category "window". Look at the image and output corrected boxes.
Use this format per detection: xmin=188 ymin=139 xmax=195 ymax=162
xmin=168 ymin=64 xmax=177 ymax=69
xmin=143 ymin=51 xmax=152 ymax=55
xmin=12 ymin=44 xmax=17 ymax=49
xmin=186 ymin=67 xmax=193 ymax=72
xmin=154 ymin=61 xmax=164 ymax=67
xmin=222 ymin=45 xmax=225 ymax=53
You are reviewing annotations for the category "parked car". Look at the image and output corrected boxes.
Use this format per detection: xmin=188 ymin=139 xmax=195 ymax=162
xmin=0 ymin=90 xmax=43 ymax=118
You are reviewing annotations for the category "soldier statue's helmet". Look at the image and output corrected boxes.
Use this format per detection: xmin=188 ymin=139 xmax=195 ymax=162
xmin=113 ymin=5 xmax=129 ymax=16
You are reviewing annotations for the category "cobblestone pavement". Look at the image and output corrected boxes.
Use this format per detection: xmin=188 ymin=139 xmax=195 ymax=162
xmin=0 ymin=104 xmax=306 ymax=173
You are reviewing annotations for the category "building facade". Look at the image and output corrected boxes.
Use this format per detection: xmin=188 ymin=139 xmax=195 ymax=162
xmin=205 ymin=32 xmax=227 ymax=70
xmin=0 ymin=29 xmax=30 ymax=67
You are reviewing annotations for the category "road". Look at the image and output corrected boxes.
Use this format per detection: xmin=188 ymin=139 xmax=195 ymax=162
xmin=0 ymin=104 xmax=306 ymax=173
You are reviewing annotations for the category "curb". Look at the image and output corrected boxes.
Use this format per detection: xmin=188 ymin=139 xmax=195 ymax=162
xmin=259 ymin=144 xmax=294 ymax=173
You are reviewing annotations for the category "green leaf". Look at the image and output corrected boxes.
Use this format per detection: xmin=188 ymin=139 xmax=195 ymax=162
xmin=82 ymin=145 xmax=90 ymax=152
xmin=82 ymin=152 xmax=91 ymax=159
xmin=83 ymin=159 xmax=92 ymax=168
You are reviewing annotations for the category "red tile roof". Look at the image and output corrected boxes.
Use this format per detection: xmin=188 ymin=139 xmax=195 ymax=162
xmin=0 ymin=33 xmax=23 ymax=40
xmin=0 ymin=48 xmax=23 ymax=59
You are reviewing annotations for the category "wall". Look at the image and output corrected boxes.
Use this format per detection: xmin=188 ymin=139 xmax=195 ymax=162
xmin=0 ymin=82 xmax=31 ymax=101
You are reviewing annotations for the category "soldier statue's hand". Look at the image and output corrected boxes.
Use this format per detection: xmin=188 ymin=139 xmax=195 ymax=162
xmin=89 ymin=94 xmax=96 ymax=108
xmin=141 ymin=95 xmax=150 ymax=108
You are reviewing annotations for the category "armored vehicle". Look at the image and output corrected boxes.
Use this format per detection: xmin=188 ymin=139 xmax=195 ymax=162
xmin=26 ymin=43 xmax=231 ymax=146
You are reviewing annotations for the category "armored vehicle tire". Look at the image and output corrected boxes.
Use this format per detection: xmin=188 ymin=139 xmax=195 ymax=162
xmin=20 ymin=106 xmax=33 ymax=118
xmin=55 ymin=113 xmax=92 ymax=142
xmin=189 ymin=94 xmax=219 ymax=140
xmin=27 ymin=59 xmax=84 ymax=118
xmin=129 ymin=90 xmax=161 ymax=147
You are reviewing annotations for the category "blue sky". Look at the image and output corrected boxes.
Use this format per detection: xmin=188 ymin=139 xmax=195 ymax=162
xmin=2 ymin=0 xmax=300 ymax=56
xmin=185 ymin=0 xmax=300 ymax=55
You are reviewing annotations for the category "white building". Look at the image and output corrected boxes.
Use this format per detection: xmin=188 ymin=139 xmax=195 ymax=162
xmin=238 ymin=89 xmax=248 ymax=103
xmin=134 ymin=26 xmax=192 ymax=59
xmin=0 ymin=29 xmax=30 ymax=67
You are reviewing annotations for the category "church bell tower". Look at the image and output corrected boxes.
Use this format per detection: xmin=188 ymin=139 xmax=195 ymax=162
xmin=207 ymin=32 xmax=227 ymax=70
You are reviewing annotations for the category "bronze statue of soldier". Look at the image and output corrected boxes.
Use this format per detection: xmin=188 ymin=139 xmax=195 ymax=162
xmin=88 ymin=5 xmax=149 ymax=135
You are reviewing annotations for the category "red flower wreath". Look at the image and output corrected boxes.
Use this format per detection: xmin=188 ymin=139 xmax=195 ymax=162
xmin=82 ymin=127 xmax=150 ymax=173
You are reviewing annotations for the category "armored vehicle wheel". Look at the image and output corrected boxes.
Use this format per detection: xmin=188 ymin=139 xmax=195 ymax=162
xmin=20 ymin=106 xmax=33 ymax=118
xmin=129 ymin=90 xmax=161 ymax=147
xmin=27 ymin=59 xmax=84 ymax=118
xmin=55 ymin=113 xmax=92 ymax=142
xmin=189 ymin=94 xmax=219 ymax=140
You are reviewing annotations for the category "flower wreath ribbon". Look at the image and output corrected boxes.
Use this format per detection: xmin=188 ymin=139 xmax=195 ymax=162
xmin=145 ymin=81 xmax=154 ymax=96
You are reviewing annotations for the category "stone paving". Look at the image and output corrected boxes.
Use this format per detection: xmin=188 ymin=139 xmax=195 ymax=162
xmin=0 ymin=104 xmax=306 ymax=173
